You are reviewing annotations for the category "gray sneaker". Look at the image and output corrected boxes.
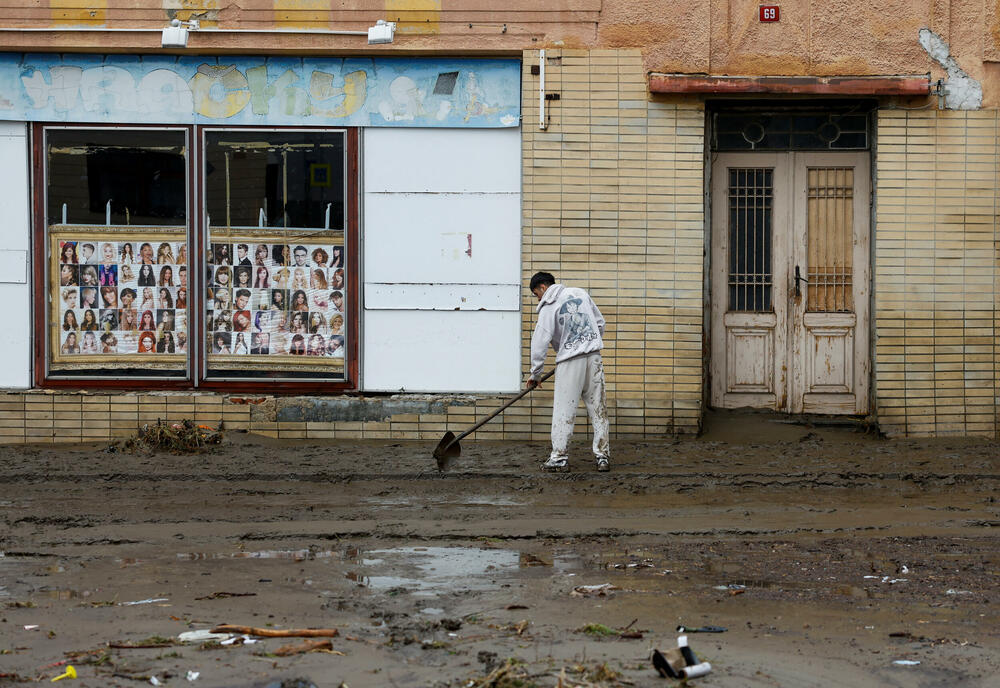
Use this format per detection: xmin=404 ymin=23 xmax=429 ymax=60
xmin=541 ymin=458 xmax=569 ymax=473
xmin=596 ymin=458 xmax=610 ymax=472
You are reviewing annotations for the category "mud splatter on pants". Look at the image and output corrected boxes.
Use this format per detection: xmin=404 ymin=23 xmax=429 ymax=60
xmin=550 ymin=352 xmax=610 ymax=463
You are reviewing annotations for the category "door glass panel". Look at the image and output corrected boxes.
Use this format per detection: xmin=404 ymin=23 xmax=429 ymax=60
xmin=806 ymin=167 xmax=854 ymax=312
xmin=728 ymin=168 xmax=773 ymax=312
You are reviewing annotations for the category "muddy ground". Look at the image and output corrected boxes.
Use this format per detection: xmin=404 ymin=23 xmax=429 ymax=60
xmin=0 ymin=411 xmax=997 ymax=687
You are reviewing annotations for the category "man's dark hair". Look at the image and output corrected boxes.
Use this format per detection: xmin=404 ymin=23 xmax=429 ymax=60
xmin=529 ymin=272 xmax=556 ymax=291
xmin=236 ymin=288 xmax=251 ymax=299
xmin=237 ymin=243 xmax=248 ymax=252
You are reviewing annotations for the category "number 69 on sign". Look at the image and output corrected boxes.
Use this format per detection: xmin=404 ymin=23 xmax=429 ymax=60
xmin=759 ymin=5 xmax=779 ymax=21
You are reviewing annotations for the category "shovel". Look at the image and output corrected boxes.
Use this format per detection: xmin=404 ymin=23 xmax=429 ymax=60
xmin=433 ymin=369 xmax=555 ymax=471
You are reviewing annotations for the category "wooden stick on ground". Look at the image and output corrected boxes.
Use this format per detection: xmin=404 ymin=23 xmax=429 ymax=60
xmin=210 ymin=624 xmax=338 ymax=638
xmin=273 ymin=639 xmax=333 ymax=656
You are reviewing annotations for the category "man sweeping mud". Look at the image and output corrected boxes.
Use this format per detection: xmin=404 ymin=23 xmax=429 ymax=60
xmin=527 ymin=272 xmax=610 ymax=472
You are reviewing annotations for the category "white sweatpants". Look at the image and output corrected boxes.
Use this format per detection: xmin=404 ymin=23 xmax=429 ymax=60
xmin=550 ymin=352 xmax=610 ymax=462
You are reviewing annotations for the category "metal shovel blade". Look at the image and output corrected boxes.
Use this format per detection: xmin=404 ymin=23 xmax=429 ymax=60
xmin=433 ymin=431 xmax=460 ymax=471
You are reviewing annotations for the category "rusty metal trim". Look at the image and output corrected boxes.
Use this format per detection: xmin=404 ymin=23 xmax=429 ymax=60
xmin=649 ymin=74 xmax=931 ymax=96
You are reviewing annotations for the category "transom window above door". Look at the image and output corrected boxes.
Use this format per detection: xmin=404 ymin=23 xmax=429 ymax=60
xmin=712 ymin=105 xmax=872 ymax=151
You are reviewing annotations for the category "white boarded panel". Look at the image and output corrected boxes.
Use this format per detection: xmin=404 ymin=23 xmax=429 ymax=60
xmin=364 ymin=192 xmax=519 ymax=285
xmin=365 ymin=283 xmax=519 ymax=311
xmin=363 ymin=310 xmax=520 ymax=393
xmin=364 ymin=128 xmax=520 ymax=193
xmin=0 ymin=122 xmax=30 ymax=388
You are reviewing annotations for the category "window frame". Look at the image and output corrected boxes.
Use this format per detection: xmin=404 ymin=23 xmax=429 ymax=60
xmin=32 ymin=123 xmax=360 ymax=392
xmin=196 ymin=126 xmax=359 ymax=391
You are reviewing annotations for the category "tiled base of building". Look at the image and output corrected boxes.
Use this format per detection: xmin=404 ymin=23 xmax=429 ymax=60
xmin=0 ymin=390 xmax=700 ymax=444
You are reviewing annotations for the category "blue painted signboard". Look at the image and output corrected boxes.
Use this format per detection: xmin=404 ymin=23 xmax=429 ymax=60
xmin=0 ymin=54 xmax=521 ymax=128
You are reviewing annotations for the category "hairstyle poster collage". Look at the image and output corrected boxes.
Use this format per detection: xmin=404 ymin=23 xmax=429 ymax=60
xmin=206 ymin=241 xmax=346 ymax=361
xmin=54 ymin=238 xmax=189 ymax=359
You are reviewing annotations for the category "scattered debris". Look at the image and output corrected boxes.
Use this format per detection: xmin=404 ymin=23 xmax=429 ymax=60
xmin=893 ymin=659 xmax=921 ymax=666
xmin=220 ymin=635 xmax=258 ymax=646
xmin=178 ymin=630 xmax=231 ymax=643
xmin=611 ymin=559 xmax=655 ymax=569
xmin=570 ymin=583 xmax=619 ymax=597
xmin=210 ymin=624 xmax=338 ymax=638
xmin=108 ymin=641 xmax=173 ymax=649
xmin=50 ymin=665 xmax=77 ymax=682
xmin=0 ymin=673 xmax=30 ymax=682
xmin=466 ymin=658 xmax=531 ymax=688
xmin=112 ymin=420 xmax=222 ymax=455
xmin=653 ymin=634 xmax=712 ymax=680
xmin=676 ymin=625 xmax=727 ymax=633
xmin=519 ymin=553 xmax=551 ymax=567
xmin=945 ymin=589 xmax=973 ymax=595
xmin=121 ymin=598 xmax=169 ymax=606
xmin=504 ymin=604 xmax=528 ymax=610
xmin=476 ymin=650 xmax=498 ymax=669
xmin=577 ymin=623 xmax=618 ymax=637
xmin=195 ymin=592 xmax=257 ymax=600
xmin=24 ymin=625 xmax=40 ymax=631
xmin=863 ymin=576 xmax=908 ymax=584
xmin=274 ymin=639 xmax=334 ymax=656
xmin=618 ymin=618 xmax=644 ymax=639
xmin=185 ymin=671 xmax=200 ymax=682
xmin=497 ymin=620 xmax=530 ymax=636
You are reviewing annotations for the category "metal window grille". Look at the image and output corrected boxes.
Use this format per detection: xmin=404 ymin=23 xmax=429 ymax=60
xmin=807 ymin=167 xmax=854 ymax=312
xmin=728 ymin=168 xmax=773 ymax=312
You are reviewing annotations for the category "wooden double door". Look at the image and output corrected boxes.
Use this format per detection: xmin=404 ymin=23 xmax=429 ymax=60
xmin=710 ymin=151 xmax=871 ymax=415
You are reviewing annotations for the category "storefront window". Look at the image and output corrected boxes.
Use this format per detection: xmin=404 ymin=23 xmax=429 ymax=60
xmin=45 ymin=128 xmax=190 ymax=377
xmin=203 ymin=130 xmax=348 ymax=380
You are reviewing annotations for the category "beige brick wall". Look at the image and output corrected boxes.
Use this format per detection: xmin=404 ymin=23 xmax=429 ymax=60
xmin=519 ymin=49 xmax=705 ymax=436
xmin=875 ymin=109 xmax=1000 ymax=438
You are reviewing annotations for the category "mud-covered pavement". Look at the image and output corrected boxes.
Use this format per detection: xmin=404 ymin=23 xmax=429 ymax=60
xmin=1 ymin=412 xmax=997 ymax=687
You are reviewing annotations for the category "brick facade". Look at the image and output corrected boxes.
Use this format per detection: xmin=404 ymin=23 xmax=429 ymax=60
xmin=874 ymin=109 xmax=1000 ymax=437
xmin=520 ymin=49 xmax=705 ymax=437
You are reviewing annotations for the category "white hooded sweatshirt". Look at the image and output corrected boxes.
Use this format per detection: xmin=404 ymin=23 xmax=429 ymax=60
xmin=529 ymin=283 xmax=605 ymax=380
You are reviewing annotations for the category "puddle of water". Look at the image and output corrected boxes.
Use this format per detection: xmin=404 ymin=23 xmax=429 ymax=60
xmin=352 ymin=547 xmax=521 ymax=596
xmin=347 ymin=546 xmax=583 ymax=596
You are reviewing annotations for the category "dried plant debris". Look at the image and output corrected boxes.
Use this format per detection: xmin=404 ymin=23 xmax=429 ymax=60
xmin=111 ymin=420 xmax=223 ymax=454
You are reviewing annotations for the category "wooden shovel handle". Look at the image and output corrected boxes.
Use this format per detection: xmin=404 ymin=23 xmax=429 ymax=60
xmin=451 ymin=368 xmax=555 ymax=445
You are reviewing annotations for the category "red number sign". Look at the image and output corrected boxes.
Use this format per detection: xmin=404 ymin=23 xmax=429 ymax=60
xmin=759 ymin=5 xmax=779 ymax=22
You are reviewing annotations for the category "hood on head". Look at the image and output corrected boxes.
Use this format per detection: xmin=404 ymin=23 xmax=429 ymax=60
xmin=536 ymin=283 xmax=564 ymax=311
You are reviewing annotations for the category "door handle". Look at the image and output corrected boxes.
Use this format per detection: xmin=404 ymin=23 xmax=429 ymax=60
xmin=794 ymin=265 xmax=808 ymax=298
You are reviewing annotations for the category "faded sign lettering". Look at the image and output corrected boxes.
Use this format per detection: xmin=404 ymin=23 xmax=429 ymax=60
xmin=0 ymin=54 xmax=520 ymax=127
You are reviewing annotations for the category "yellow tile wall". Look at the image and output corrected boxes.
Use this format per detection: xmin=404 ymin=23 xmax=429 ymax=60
xmin=519 ymin=49 xmax=705 ymax=436
xmin=875 ymin=109 xmax=1000 ymax=438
